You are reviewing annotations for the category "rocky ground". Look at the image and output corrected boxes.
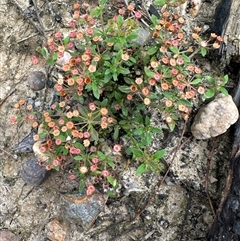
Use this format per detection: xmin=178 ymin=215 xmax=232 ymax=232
xmin=0 ymin=0 xmax=237 ymax=240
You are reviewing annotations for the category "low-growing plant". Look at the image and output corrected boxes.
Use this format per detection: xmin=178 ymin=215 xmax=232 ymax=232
xmin=12 ymin=0 xmax=228 ymax=194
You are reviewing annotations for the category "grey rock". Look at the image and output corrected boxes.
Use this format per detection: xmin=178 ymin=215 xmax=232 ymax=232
xmin=191 ymin=93 xmax=239 ymax=139
xmin=27 ymin=71 xmax=46 ymax=91
xmin=20 ymin=158 xmax=51 ymax=186
xmin=12 ymin=132 xmax=35 ymax=154
xmin=65 ymin=191 xmax=106 ymax=231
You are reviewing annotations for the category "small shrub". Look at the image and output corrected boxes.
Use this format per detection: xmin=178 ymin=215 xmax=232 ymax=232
xmin=12 ymin=0 xmax=228 ymax=193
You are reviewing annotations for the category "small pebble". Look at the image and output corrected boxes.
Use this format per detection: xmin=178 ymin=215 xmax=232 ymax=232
xmin=46 ymin=220 xmax=66 ymax=241
xmin=27 ymin=71 xmax=46 ymax=91
xmin=191 ymin=93 xmax=239 ymax=139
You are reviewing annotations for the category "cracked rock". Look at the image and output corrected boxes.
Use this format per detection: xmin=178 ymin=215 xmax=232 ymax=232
xmin=191 ymin=93 xmax=239 ymax=139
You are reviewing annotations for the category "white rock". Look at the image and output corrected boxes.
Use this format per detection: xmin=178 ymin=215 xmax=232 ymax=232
xmin=56 ymin=51 xmax=72 ymax=66
xmin=33 ymin=141 xmax=49 ymax=162
xmin=191 ymin=93 xmax=239 ymax=139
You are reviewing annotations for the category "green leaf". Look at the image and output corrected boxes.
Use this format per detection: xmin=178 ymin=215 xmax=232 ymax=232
xmin=135 ymin=114 xmax=143 ymax=124
xmin=79 ymin=181 xmax=85 ymax=193
xmin=113 ymin=72 xmax=118 ymax=81
xmin=117 ymin=15 xmax=123 ymax=25
xmin=100 ymin=0 xmax=107 ymax=6
xmin=40 ymin=47 xmax=48 ymax=58
xmin=144 ymin=66 xmax=154 ymax=78
xmin=151 ymin=127 xmax=162 ymax=134
xmin=200 ymin=47 xmax=207 ymax=57
xmin=57 ymin=134 xmax=68 ymax=141
xmin=90 ymin=7 xmax=102 ymax=17
xmin=152 ymin=149 xmax=166 ymax=160
xmin=47 ymin=58 xmax=54 ymax=66
xmin=102 ymin=55 xmax=111 ymax=61
xmin=90 ymin=126 xmax=99 ymax=142
xmin=219 ymin=87 xmax=229 ymax=95
xmin=78 ymin=104 xmax=88 ymax=117
xmin=114 ymin=43 xmax=122 ymax=52
xmin=129 ymin=57 xmax=137 ymax=63
xmin=97 ymin=151 xmax=105 ymax=160
xmin=107 ymin=159 xmax=115 ymax=168
xmin=204 ymin=89 xmax=215 ymax=98
xmin=118 ymin=67 xmax=130 ymax=75
xmin=134 ymin=128 xmax=143 ymax=135
xmin=222 ymin=75 xmax=229 ymax=85
xmin=150 ymin=14 xmax=159 ymax=25
xmin=145 ymin=116 xmax=150 ymax=125
xmin=104 ymin=74 xmax=112 ymax=83
xmin=168 ymin=122 xmax=175 ymax=132
xmin=125 ymin=147 xmax=133 ymax=155
xmin=107 ymin=176 xmax=117 ymax=187
xmin=118 ymin=85 xmax=131 ymax=93
xmin=180 ymin=54 xmax=190 ymax=63
xmin=126 ymin=33 xmax=138 ymax=42
xmin=154 ymin=0 xmax=165 ymax=6
xmin=73 ymin=142 xmax=83 ymax=149
xmin=105 ymin=69 xmax=111 ymax=75
xmin=177 ymin=99 xmax=192 ymax=107
xmin=190 ymin=78 xmax=202 ymax=85
xmin=114 ymin=91 xmax=122 ymax=101
xmin=113 ymin=126 xmax=119 ymax=140
xmin=169 ymin=46 xmax=179 ymax=54
xmin=163 ymin=92 xmax=174 ymax=98
xmin=205 ymin=76 xmax=215 ymax=84
xmin=74 ymin=155 xmax=83 ymax=161
xmin=92 ymin=83 xmax=100 ymax=99
xmin=101 ymin=99 xmax=108 ymax=107
xmin=38 ymin=130 xmax=47 ymax=138
xmin=147 ymin=46 xmax=158 ymax=55
xmin=63 ymin=36 xmax=70 ymax=46
xmin=145 ymin=133 xmax=152 ymax=145
xmin=136 ymin=163 xmax=146 ymax=175
xmin=121 ymin=102 xmax=128 ymax=116
xmin=133 ymin=149 xmax=143 ymax=158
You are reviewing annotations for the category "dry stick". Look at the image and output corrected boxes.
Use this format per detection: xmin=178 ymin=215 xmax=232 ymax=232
xmin=0 ymin=89 xmax=17 ymax=108
xmin=10 ymin=0 xmax=47 ymax=39
xmin=0 ymin=148 xmax=17 ymax=159
xmin=205 ymin=137 xmax=219 ymax=218
xmin=31 ymin=0 xmax=47 ymax=38
xmin=133 ymin=122 xmax=190 ymax=221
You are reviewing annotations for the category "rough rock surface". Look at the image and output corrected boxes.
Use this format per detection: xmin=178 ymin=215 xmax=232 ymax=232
xmin=27 ymin=71 xmax=46 ymax=91
xmin=191 ymin=93 xmax=239 ymax=139
xmin=0 ymin=231 xmax=20 ymax=241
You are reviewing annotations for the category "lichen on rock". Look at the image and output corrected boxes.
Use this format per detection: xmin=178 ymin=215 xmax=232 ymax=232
xmin=191 ymin=93 xmax=239 ymax=139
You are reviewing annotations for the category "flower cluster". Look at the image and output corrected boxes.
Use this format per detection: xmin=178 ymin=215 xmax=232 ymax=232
xmin=11 ymin=99 xmax=39 ymax=128
xmin=13 ymin=0 xmax=228 ymax=193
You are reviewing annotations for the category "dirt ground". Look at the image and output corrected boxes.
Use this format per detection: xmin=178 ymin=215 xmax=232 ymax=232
xmin=0 ymin=0 xmax=236 ymax=240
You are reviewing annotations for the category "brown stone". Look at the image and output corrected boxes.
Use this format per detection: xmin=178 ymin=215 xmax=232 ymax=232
xmin=0 ymin=231 xmax=19 ymax=241
xmin=46 ymin=219 xmax=66 ymax=241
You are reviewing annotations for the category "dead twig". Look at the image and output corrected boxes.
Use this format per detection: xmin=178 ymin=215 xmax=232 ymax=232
xmin=0 ymin=148 xmax=18 ymax=159
xmin=205 ymin=137 xmax=219 ymax=218
xmin=9 ymin=0 xmax=47 ymax=39
xmin=132 ymin=122 xmax=191 ymax=221
xmin=0 ymin=89 xmax=17 ymax=108
xmin=17 ymin=33 xmax=38 ymax=43
xmin=31 ymin=0 xmax=46 ymax=37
